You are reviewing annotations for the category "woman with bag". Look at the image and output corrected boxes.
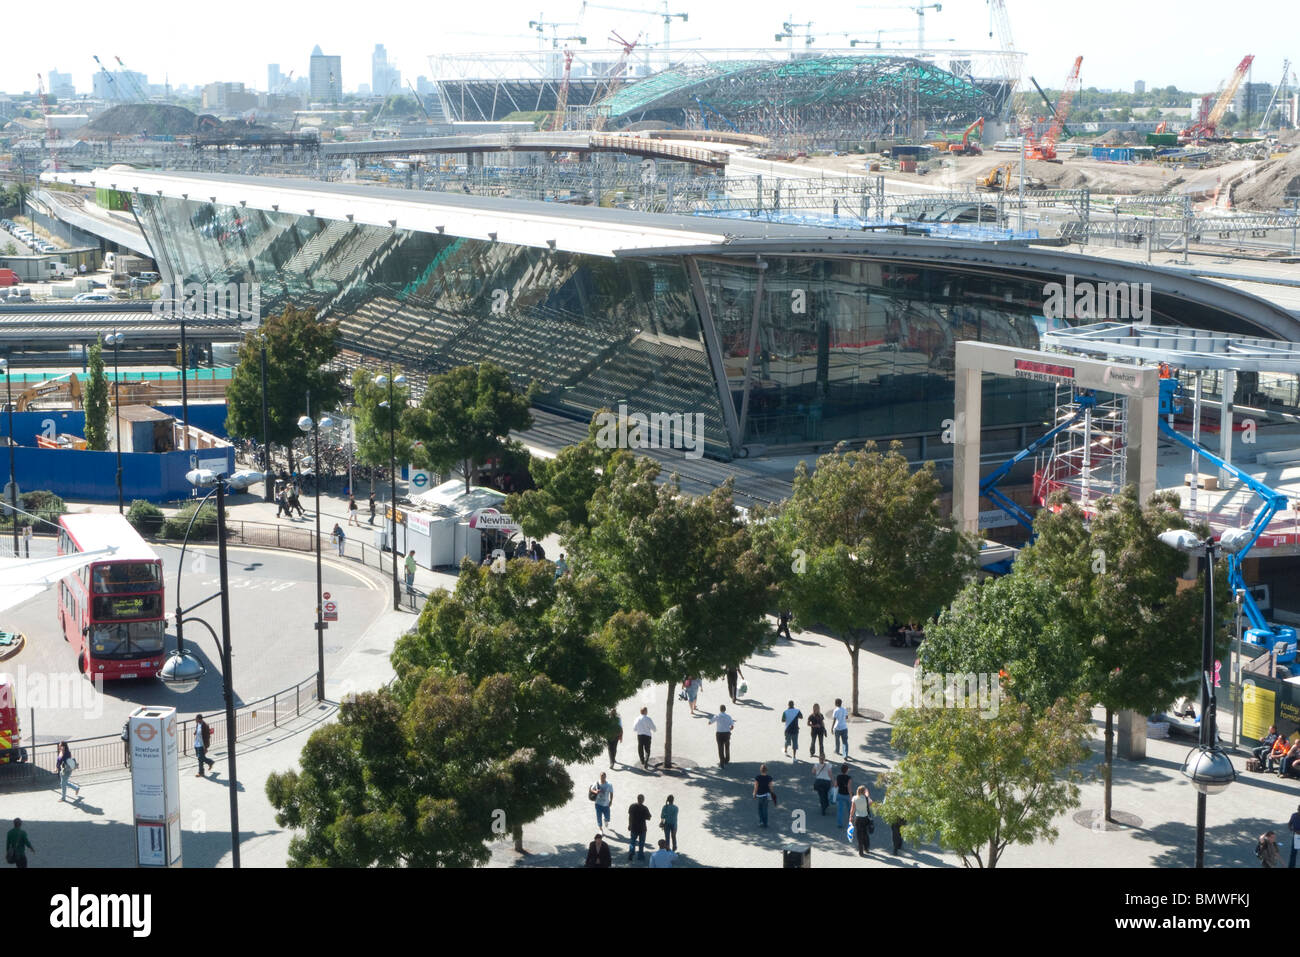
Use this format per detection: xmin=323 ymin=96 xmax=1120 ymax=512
xmin=812 ymin=756 xmax=833 ymax=815
xmin=807 ymin=703 xmax=827 ymax=761
xmin=684 ymin=677 xmax=700 ymax=716
xmin=56 ymin=742 xmax=81 ymax=802
xmin=852 ymin=785 xmax=874 ymax=857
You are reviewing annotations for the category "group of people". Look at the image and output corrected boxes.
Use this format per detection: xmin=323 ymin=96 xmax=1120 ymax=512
xmin=274 ymin=479 xmax=306 ymax=519
xmin=585 ymin=775 xmax=680 ymax=867
xmin=777 ymin=698 xmax=852 ymax=762
xmin=1252 ymin=725 xmax=1300 ymax=779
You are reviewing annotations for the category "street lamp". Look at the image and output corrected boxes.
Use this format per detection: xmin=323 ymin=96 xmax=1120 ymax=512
xmin=0 ymin=358 xmax=16 ymax=556
xmin=156 ymin=467 xmax=240 ymax=868
xmin=375 ymin=370 xmax=407 ymax=611
xmin=298 ymin=399 xmax=334 ymax=701
xmin=1157 ymin=527 xmax=1249 ymax=868
xmin=104 ymin=331 xmax=125 ymax=513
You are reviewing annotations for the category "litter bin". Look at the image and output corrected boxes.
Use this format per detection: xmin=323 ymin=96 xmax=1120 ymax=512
xmin=783 ymin=843 xmax=811 ymax=868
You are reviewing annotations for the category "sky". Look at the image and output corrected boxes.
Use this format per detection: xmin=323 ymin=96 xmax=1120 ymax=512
xmin=5 ymin=0 xmax=1296 ymax=99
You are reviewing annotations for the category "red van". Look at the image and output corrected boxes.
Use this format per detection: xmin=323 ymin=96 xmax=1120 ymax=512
xmin=0 ymin=269 xmax=21 ymax=287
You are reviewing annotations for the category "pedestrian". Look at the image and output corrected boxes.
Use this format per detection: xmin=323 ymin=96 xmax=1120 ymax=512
xmin=348 ymin=494 xmax=359 ymax=526
xmin=585 ymin=832 xmax=612 ymax=868
xmin=275 ymin=488 xmax=288 ymax=519
xmin=708 ymin=703 xmax=735 ymax=767
xmin=1290 ymin=803 xmax=1300 ymax=869
xmin=659 ymin=795 xmax=679 ymax=851
xmin=332 ymin=523 xmax=346 ymax=557
xmin=554 ymin=553 xmax=568 ymax=578
xmin=368 ymin=491 xmax=377 ymax=525
xmin=891 ymin=818 xmax=906 ymax=855
xmin=684 ymin=676 xmax=700 ymax=715
xmin=831 ymin=698 xmax=850 ymax=758
xmin=1258 ymin=831 xmax=1283 ymax=868
xmin=22 ymin=523 xmax=31 ymax=558
xmin=807 ymin=703 xmax=827 ymax=760
xmin=194 ymin=715 xmax=216 ymax=777
xmin=648 ymin=839 xmax=676 ymax=868
xmin=726 ymin=665 xmax=745 ymax=704
xmin=605 ymin=709 xmax=622 ymax=768
xmin=590 ymin=772 xmax=614 ymax=832
xmin=834 ymin=764 xmax=854 ymax=830
xmin=633 ymin=706 xmax=656 ymax=770
xmin=404 ymin=550 xmax=417 ymax=594
xmin=812 ymin=755 xmax=833 ymax=815
xmin=532 ymin=539 xmax=546 ymax=561
xmin=781 ymin=700 xmax=803 ymax=759
xmin=56 ymin=741 xmax=80 ymax=802
xmin=5 ymin=818 xmax=33 ymax=868
xmin=627 ymin=794 xmax=652 ymax=861
xmin=753 ymin=763 xmax=775 ymax=827
xmin=852 ymin=785 xmax=874 ymax=857
xmin=776 ymin=609 xmax=793 ymax=640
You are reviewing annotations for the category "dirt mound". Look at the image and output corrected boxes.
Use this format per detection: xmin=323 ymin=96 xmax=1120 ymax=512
xmin=1092 ymin=128 xmax=1145 ymax=145
xmin=85 ymin=104 xmax=201 ymax=136
xmin=1231 ymin=149 xmax=1300 ymax=210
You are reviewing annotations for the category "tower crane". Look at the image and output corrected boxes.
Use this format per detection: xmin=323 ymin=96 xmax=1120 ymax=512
xmin=853 ymin=3 xmax=942 ymax=50
xmin=551 ymin=48 xmax=576 ymax=131
xmin=846 ymin=28 xmax=915 ymax=49
xmin=589 ymin=30 xmax=640 ymax=130
xmin=774 ymin=19 xmax=815 ymax=50
xmin=1180 ymin=54 xmax=1254 ymax=142
xmin=985 ymin=0 xmax=1032 ymax=136
xmin=581 ymin=2 xmax=688 ymax=48
xmin=1026 ymin=55 xmax=1082 ymax=161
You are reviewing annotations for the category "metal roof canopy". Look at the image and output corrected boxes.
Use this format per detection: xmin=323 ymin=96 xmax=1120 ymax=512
xmin=1044 ymin=321 xmax=1300 ymax=373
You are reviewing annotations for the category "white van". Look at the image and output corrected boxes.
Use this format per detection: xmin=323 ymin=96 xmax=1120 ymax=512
xmin=45 ymin=262 xmax=74 ymax=279
xmin=103 ymin=252 xmax=116 ymax=272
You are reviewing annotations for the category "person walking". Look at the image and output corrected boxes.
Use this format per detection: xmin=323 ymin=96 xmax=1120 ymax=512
xmin=776 ymin=609 xmax=793 ymax=640
xmin=627 ymin=794 xmax=652 ymax=861
xmin=5 ymin=819 xmax=33 ymax=869
xmin=753 ymin=764 xmax=775 ymax=827
xmin=659 ymin=795 xmax=679 ymax=851
xmin=22 ymin=523 xmax=31 ymax=558
xmin=348 ymin=494 xmax=359 ymax=526
xmin=633 ymin=707 xmax=656 ymax=770
xmin=56 ymin=742 xmax=80 ymax=802
xmin=554 ymin=553 xmax=568 ymax=578
xmin=726 ymin=665 xmax=745 ymax=704
xmin=807 ymin=703 xmax=827 ymax=760
xmin=1289 ymin=804 xmax=1300 ymax=868
xmin=831 ymin=698 xmax=850 ymax=759
xmin=812 ymin=755 xmax=833 ymax=815
xmin=891 ymin=817 xmax=907 ymax=855
xmin=834 ymin=764 xmax=854 ymax=830
xmin=781 ymin=700 xmax=803 ymax=759
xmin=1258 ymin=831 xmax=1283 ymax=868
xmin=648 ymin=839 xmax=677 ymax=868
xmin=708 ymin=704 xmax=735 ymax=767
xmin=590 ymin=772 xmax=614 ymax=832
xmin=368 ymin=491 xmax=377 ymax=525
xmin=288 ymin=483 xmax=305 ymax=518
xmin=404 ymin=550 xmax=417 ymax=594
xmin=194 ymin=715 xmax=216 ymax=777
xmin=852 ymin=785 xmax=874 ymax=857
xmin=585 ymin=833 xmax=612 ymax=868
xmin=605 ymin=709 xmax=623 ymax=768
xmin=684 ymin=676 xmax=701 ymax=715
xmin=275 ymin=487 xmax=289 ymax=519
xmin=332 ymin=523 xmax=346 ymax=557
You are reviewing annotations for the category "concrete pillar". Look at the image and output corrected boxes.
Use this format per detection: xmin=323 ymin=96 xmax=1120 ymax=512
xmin=1219 ymin=369 xmax=1235 ymax=488
xmin=1117 ymin=708 xmax=1147 ymax=760
xmin=1125 ymin=388 xmax=1159 ymax=506
xmin=952 ymin=361 xmax=983 ymax=535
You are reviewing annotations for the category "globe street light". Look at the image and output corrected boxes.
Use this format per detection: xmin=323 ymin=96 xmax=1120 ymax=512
xmin=104 ymin=331 xmax=125 ymax=514
xmin=156 ymin=467 xmax=240 ymax=868
xmin=1157 ymin=527 xmax=1249 ymax=867
xmin=299 ymin=398 xmax=334 ymax=701
xmin=0 ymin=357 xmax=17 ymax=556
xmin=374 ymin=370 xmax=407 ymax=611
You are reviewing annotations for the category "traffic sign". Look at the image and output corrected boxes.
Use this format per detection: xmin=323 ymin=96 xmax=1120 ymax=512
xmin=323 ymin=599 xmax=338 ymax=622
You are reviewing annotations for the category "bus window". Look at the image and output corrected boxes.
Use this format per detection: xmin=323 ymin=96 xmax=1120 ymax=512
xmin=93 ymin=562 xmax=162 ymax=594
xmin=89 ymin=621 xmax=166 ymax=657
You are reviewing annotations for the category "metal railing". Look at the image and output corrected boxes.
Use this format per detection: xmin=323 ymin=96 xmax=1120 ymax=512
xmin=0 ymin=673 xmax=320 ymax=792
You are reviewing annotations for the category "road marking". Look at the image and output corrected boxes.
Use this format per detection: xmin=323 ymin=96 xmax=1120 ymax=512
xmin=163 ymin=544 xmax=379 ymax=591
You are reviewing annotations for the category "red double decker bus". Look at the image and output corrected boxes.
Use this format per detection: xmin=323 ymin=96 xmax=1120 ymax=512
xmin=56 ymin=514 xmax=167 ymax=681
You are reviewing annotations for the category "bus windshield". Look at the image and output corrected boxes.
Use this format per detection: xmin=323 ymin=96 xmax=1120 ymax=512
xmin=89 ymin=621 xmax=166 ymax=657
xmin=92 ymin=562 xmax=162 ymax=595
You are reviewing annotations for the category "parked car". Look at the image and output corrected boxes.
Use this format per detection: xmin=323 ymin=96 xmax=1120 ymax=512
xmin=72 ymin=292 xmax=116 ymax=303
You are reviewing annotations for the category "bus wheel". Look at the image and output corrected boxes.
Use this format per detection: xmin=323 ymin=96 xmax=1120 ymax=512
xmin=77 ymin=655 xmax=86 ymax=676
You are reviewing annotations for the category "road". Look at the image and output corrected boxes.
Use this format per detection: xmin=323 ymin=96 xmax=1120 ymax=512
xmin=2 ymin=541 xmax=388 ymax=743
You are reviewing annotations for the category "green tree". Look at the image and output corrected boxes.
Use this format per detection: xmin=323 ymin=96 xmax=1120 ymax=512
xmin=1015 ymin=488 xmax=1218 ymax=822
xmin=505 ymin=419 xmax=619 ymax=540
xmin=83 ymin=337 xmax=110 ymax=451
xmin=350 ymin=369 xmax=413 ymax=492
xmin=758 ymin=442 xmax=977 ymax=715
xmin=876 ymin=695 xmax=1092 ymax=868
xmin=577 ymin=456 xmax=774 ymax=768
xmin=406 ymin=362 xmax=535 ymax=494
xmin=224 ymin=304 xmax=341 ymax=472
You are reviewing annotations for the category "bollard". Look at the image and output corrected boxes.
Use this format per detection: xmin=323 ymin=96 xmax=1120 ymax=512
xmin=782 ymin=844 xmax=812 ymax=868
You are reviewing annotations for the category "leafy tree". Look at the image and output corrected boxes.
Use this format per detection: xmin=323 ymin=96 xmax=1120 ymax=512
xmin=876 ymin=695 xmax=1092 ymax=868
xmin=576 ymin=456 xmax=774 ymax=768
xmin=225 ymin=304 xmax=341 ymax=473
xmin=350 ymin=369 xmax=413 ymax=492
xmin=918 ymin=572 xmax=1086 ymax=714
xmin=406 ymin=362 xmax=535 ymax=494
xmin=1015 ymin=488 xmax=1220 ymax=822
xmin=757 ymin=441 xmax=977 ymax=715
xmin=266 ymin=676 xmax=571 ymax=867
xmin=505 ymin=419 xmax=619 ymax=540
xmin=83 ymin=336 xmax=110 ymax=451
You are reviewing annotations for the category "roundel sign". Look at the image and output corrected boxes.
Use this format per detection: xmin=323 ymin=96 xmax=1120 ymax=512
xmin=410 ymin=469 xmax=431 ymax=490
xmin=323 ymin=599 xmax=338 ymax=622
xmin=135 ymin=723 xmax=157 ymax=742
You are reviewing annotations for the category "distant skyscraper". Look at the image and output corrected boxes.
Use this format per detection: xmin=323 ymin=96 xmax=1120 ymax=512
xmin=268 ymin=63 xmax=283 ymax=93
xmin=47 ymin=69 xmax=75 ymax=99
xmin=309 ymin=44 xmax=342 ymax=103
xmin=372 ymin=43 xmax=400 ymax=98
xmin=1134 ymin=80 xmax=1146 ymax=95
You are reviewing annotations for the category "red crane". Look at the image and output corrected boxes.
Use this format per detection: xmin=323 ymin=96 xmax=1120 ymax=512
xmin=551 ymin=48 xmax=576 ymax=131
xmin=1026 ymin=55 xmax=1082 ymax=161
xmin=1180 ymin=54 xmax=1254 ymax=142
xmin=589 ymin=30 xmax=639 ymax=130
xmin=36 ymin=73 xmax=58 ymax=142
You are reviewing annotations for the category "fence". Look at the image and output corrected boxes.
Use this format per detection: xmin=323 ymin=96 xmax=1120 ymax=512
xmin=0 ymin=674 xmax=320 ymax=792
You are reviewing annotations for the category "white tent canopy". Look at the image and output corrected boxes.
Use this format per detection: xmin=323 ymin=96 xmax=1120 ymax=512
xmin=0 ymin=548 xmax=118 ymax=614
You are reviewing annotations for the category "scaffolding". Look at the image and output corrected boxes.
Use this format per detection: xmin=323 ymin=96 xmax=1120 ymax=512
xmin=1034 ymin=385 xmax=1128 ymax=513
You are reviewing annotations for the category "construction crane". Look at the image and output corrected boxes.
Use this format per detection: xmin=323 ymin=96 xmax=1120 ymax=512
xmin=589 ymin=30 xmax=640 ymax=130
xmin=775 ymin=19 xmax=815 ymax=50
xmin=275 ymin=70 xmax=295 ymax=96
xmin=113 ymin=56 xmax=149 ymax=101
xmin=551 ymin=48 xmax=575 ymax=131
xmin=1028 ymin=75 xmax=1074 ymax=140
xmin=529 ymin=16 xmax=585 ymax=49
xmin=407 ymin=79 xmax=433 ymax=121
xmin=1255 ymin=59 xmax=1292 ymax=135
xmin=854 ymin=3 xmax=942 ymax=50
xmin=581 ymin=2 xmax=687 ymax=48
xmin=92 ymin=55 xmax=123 ymax=103
xmin=847 ymin=28 xmax=915 ymax=49
xmin=1026 ymin=55 xmax=1081 ymax=161
xmin=35 ymin=73 xmax=58 ymax=142
xmin=985 ymin=0 xmax=1032 ymax=136
xmin=1180 ymin=54 xmax=1254 ymax=142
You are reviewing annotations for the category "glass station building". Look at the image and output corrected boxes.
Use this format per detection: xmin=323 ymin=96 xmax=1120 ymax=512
xmin=53 ymin=169 xmax=1300 ymax=461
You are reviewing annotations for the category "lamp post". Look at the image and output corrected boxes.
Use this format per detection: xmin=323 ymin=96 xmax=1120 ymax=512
xmin=0 ymin=358 xmax=16 ymax=556
xmin=105 ymin=331 xmax=125 ymax=513
xmin=260 ymin=342 xmax=272 ymax=504
xmin=374 ymin=370 xmax=406 ymax=611
xmin=299 ymin=398 xmax=334 ymax=701
xmin=1158 ymin=527 xmax=1248 ymax=868
xmin=156 ymin=468 xmax=240 ymax=868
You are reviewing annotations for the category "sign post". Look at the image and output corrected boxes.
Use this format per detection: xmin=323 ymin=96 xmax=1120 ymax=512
xmin=129 ymin=706 xmax=182 ymax=868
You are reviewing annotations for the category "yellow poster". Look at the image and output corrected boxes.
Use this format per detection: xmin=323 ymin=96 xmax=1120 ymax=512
xmin=1242 ymin=683 xmax=1277 ymax=742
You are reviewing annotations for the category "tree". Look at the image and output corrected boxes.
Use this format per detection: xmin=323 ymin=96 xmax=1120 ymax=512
xmin=83 ymin=336 xmax=110 ymax=451
xmin=876 ymin=695 xmax=1092 ymax=868
xmin=350 ymin=369 xmax=413 ymax=492
xmin=406 ymin=362 xmax=535 ymax=494
xmin=918 ymin=572 xmax=1086 ymax=714
xmin=1015 ymin=488 xmax=1220 ymax=822
xmin=505 ymin=419 xmax=620 ymax=540
xmin=576 ymin=456 xmax=774 ymax=768
xmin=758 ymin=442 xmax=978 ymax=715
xmin=266 ymin=675 xmax=571 ymax=867
xmin=225 ymin=304 xmax=341 ymax=473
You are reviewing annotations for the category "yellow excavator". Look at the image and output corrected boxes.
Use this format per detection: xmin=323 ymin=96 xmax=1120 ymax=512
xmin=12 ymin=374 xmax=82 ymax=411
xmin=977 ymin=163 xmax=1046 ymax=192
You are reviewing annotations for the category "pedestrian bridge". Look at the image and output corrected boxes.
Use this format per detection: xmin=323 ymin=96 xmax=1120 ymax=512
xmin=322 ymin=131 xmax=733 ymax=168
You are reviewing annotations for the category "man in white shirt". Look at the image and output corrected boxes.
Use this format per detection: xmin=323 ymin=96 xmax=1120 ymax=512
xmin=708 ymin=704 xmax=736 ymax=767
xmin=831 ymin=698 xmax=850 ymax=759
xmin=782 ymin=700 xmax=803 ymax=759
xmin=633 ymin=707 xmax=657 ymax=769
xmin=648 ymin=839 xmax=676 ymax=868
